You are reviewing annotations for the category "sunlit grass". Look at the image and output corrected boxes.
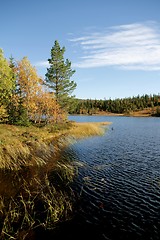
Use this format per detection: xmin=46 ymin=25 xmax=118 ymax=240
xmin=0 ymin=123 xmax=69 ymax=170
xmin=0 ymin=121 xmax=111 ymax=170
xmin=0 ymin=121 xmax=111 ymax=238
xmin=68 ymin=121 xmax=111 ymax=138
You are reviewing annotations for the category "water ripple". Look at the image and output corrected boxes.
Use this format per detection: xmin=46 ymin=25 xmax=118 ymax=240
xmin=66 ymin=116 xmax=160 ymax=239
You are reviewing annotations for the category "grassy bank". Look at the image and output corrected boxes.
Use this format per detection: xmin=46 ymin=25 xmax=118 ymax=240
xmin=0 ymin=123 xmax=69 ymax=170
xmin=0 ymin=121 xmax=110 ymax=239
xmin=68 ymin=121 xmax=111 ymax=138
xmin=0 ymin=121 xmax=111 ymax=170
xmin=0 ymin=122 xmax=74 ymax=239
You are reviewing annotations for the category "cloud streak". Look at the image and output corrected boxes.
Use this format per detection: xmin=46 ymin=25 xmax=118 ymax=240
xmin=70 ymin=21 xmax=160 ymax=71
xmin=35 ymin=61 xmax=49 ymax=68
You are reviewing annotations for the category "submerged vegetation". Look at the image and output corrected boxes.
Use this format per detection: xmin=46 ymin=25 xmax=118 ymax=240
xmin=0 ymin=160 xmax=75 ymax=239
xmin=0 ymin=121 xmax=110 ymax=239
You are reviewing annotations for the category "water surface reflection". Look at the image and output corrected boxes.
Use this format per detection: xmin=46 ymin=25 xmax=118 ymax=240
xmin=62 ymin=116 xmax=160 ymax=240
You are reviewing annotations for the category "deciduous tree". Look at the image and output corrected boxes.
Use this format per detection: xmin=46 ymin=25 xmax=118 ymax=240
xmin=0 ymin=49 xmax=15 ymax=122
xmin=16 ymin=57 xmax=42 ymax=122
xmin=16 ymin=57 xmax=63 ymax=124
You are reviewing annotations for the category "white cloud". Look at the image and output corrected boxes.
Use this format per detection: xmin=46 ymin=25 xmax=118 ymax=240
xmin=70 ymin=21 xmax=160 ymax=71
xmin=35 ymin=61 xmax=49 ymax=67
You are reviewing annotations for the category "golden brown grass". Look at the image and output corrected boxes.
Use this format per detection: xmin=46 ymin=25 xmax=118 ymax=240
xmin=0 ymin=121 xmax=111 ymax=170
xmin=0 ymin=121 xmax=111 ymax=239
xmin=127 ymin=107 xmax=156 ymax=117
xmin=0 ymin=124 xmax=67 ymax=170
xmin=68 ymin=121 xmax=111 ymax=138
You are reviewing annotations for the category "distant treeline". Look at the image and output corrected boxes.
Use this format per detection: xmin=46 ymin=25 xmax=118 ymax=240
xmin=69 ymin=94 xmax=160 ymax=116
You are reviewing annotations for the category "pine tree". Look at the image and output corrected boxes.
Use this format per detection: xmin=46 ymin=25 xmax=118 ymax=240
xmin=45 ymin=40 xmax=77 ymax=111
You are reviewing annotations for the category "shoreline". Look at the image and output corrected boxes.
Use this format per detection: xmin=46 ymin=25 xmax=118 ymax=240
xmin=70 ymin=111 xmax=156 ymax=117
xmin=0 ymin=121 xmax=111 ymax=170
xmin=0 ymin=121 xmax=111 ymax=239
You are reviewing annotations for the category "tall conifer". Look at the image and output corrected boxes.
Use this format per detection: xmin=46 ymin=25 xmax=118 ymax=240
xmin=45 ymin=40 xmax=77 ymax=111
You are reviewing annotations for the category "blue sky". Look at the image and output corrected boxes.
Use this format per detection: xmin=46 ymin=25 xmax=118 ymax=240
xmin=1 ymin=0 xmax=160 ymax=99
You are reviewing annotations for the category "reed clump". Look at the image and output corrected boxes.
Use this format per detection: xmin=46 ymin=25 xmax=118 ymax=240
xmin=0 ymin=186 xmax=73 ymax=239
xmin=0 ymin=121 xmax=111 ymax=239
xmin=68 ymin=121 xmax=111 ymax=139
xmin=0 ymin=123 xmax=72 ymax=170
xmin=0 ymin=161 xmax=75 ymax=239
xmin=0 ymin=123 xmax=77 ymax=238
xmin=0 ymin=121 xmax=111 ymax=170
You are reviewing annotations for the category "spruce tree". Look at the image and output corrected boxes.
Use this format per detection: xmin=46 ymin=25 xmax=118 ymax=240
xmin=45 ymin=40 xmax=77 ymax=111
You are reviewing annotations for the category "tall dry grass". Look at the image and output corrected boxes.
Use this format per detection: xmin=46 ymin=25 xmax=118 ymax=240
xmin=0 ymin=160 xmax=75 ymax=239
xmin=0 ymin=124 xmax=67 ymax=170
xmin=0 ymin=121 xmax=111 ymax=239
xmin=0 ymin=121 xmax=111 ymax=170
xmin=68 ymin=121 xmax=111 ymax=139
xmin=0 ymin=182 xmax=73 ymax=239
xmin=0 ymin=122 xmax=77 ymax=239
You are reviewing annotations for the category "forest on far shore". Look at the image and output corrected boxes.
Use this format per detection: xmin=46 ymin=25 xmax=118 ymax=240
xmin=69 ymin=94 xmax=160 ymax=117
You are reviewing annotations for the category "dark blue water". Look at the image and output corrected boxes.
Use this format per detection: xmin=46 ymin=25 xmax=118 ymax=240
xmin=58 ymin=116 xmax=160 ymax=240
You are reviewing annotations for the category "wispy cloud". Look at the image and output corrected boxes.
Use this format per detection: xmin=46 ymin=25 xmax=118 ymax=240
xmin=35 ymin=61 xmax=49 ymax=68
xmin=70 ymin=21 xmax=160 ymax=71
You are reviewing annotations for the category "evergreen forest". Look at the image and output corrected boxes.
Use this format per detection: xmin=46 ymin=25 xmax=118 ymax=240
xmin=69 ymin=94 xmax=160 ymax=116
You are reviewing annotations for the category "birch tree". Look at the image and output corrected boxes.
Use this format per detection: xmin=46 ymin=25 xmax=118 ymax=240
xmin=0 ymin=49 xmax=15 ymax=122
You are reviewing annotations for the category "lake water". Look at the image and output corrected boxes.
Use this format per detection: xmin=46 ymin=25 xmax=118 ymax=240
xmin=54 ymin=116 xmax=160 ymax=240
